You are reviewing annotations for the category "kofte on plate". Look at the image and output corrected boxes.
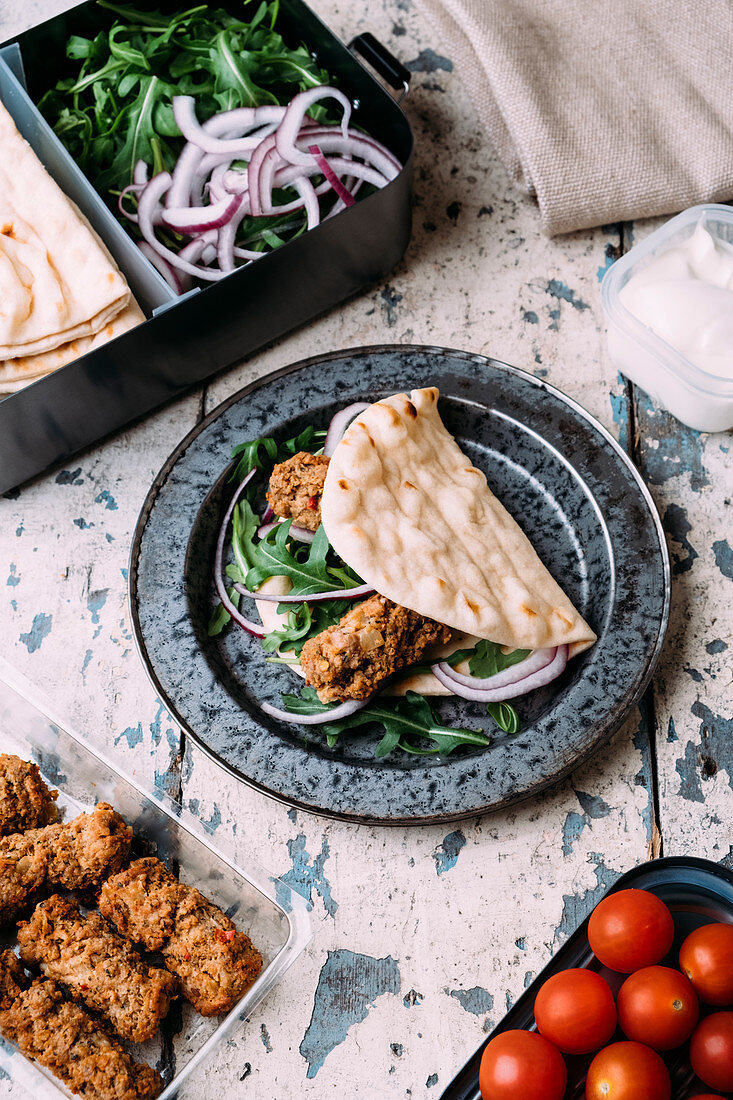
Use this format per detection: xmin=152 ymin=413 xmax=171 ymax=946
xmin=0 ymin=754 xmax=57 ymax=835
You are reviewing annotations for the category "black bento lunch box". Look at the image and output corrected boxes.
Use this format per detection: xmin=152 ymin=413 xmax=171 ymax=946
xmin=0 ymin=1 xmax=413 ymax=493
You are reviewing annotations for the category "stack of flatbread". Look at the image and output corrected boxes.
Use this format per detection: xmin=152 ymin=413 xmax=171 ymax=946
xmin=0 ymin=101 xmax=144 ymax=394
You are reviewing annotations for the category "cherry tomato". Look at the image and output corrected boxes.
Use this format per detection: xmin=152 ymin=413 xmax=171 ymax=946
xmin=617 ymin=965 xmax=699 ymax=1049
xmin=680 ymin=922 xmax=733 ymax=1006
xmin=585 ymin=1041 xmax=671 ymax=1100
xmin=689 ymin=1011 xmax=733 ymax=1092
xmin=534 ymin=967 xmax=616 ymax=1054
xmin=588 ymin=889 xmax=674 ymax=973
xmin=478 ymin=1030 xmax=566 ymax=1100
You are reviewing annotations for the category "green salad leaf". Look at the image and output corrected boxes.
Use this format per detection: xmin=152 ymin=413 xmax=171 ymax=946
xmin=262 ymin=598 xmax=353 ymax=655
xmin=445 ymin=639 xmax=529 ymax=733
xmin=280 ymin=688 xmax=492 ymax=756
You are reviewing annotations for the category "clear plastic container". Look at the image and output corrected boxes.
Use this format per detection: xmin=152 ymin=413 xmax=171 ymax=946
xmin=0 ymin=656 xmax=312 ymax=1100
xmin=601 ymin=204 xmax=733 ymax=432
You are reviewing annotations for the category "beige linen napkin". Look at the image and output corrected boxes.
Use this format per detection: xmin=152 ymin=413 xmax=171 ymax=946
xmin=412 ymin=0 xmax=733 ymax=235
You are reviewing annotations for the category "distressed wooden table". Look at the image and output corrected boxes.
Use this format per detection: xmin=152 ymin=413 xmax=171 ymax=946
xmin=1 ymin=0 xmax=731 ymax=1097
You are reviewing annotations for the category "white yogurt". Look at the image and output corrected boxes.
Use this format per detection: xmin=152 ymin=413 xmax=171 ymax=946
xmin=619 ymin=222 xmax=733 ymax=381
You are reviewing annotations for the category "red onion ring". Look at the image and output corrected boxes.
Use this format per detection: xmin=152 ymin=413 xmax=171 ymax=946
xmin=439 ymin=647 xmax=557 ymax=691
xmin=137 ymin=241 xmax=184 ymax=294
xmin=174 ymin=96 xmax=287 ymax=155
xmin=133 ymin=159 xmax=149 ymax=187
xmin=234 ymin=580 xmax=374 ymax=604
xmin=262 ymin=697 xmax=370 ymax=725
xmin=256 ymin=519 xmax=315 ymax=544
xmin=162 ymin=194 xmax=242 ymax=233
xmin=309 ymin=144 xmax=355 ymax=207
xmin=431 ymin=645 xmax=568 ymax=702
xmin=214 ymin=469 xmax=265 ymax=637
xmin=323 ymin=402 xmax=370 ymax=456
xmin=275 ymin=86 xmax=351 ymax=167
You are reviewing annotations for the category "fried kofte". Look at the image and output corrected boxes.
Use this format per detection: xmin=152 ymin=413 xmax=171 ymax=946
xmin=0 ymin=754 xmax=57 ymax=835
xmin=0 ymin=803 xmax=131 ymax=925
xmin=0 ymin=972 xmax=163 ymax=1100
xmin=100 ymin=857 xmax=262 ymax=1016
xmin=300 ymin=593 xmax=452 ymax=702
xmin=266 ymin=450 xmax=329 ymax=531
xmin=18 ymin=895 xmax=178 ymax=1043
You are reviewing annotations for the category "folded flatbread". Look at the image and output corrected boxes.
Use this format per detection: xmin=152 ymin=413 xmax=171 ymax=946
xmin=0 ymin=299 xmax=145 ymax=393
xmin=0 ymin=100 xmax=133 ymax=363
xmin=320 ymin=387 xmax=596 ymax=658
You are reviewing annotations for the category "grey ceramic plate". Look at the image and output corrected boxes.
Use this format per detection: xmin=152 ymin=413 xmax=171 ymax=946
xmin=129 ymin=346 xmax=670 ymax=825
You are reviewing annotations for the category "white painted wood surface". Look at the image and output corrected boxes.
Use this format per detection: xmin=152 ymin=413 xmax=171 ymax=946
xmin=0 ymin=1 xmax=730 ymax=1097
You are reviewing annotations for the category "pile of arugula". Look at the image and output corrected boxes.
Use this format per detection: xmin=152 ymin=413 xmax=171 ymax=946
xmin=209 ymin=425 xmax=529 ymax=758
xmin=39 ymin=1 xmax=331 ymax=201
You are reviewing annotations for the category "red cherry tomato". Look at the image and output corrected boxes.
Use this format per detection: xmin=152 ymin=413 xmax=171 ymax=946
xmin=478 ymin=1030 xmax=566 ymax=1100
xmin=588 ymin=889 xmax=674 ymax=973
xmin=617 ymin=965 xmax=699 ymax=1049
xmin=680 ymin=922 xmax=733 ymax=1006
xmin=689 ymin=1011 xmax=733 ymax=1092
xmin=585 ymin=1041 xmax=671 ymax=1100
xmin=534 ymin=967 xmax=616 ymax=1054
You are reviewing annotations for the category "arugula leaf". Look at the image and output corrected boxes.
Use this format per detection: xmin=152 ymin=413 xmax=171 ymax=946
xmin=262 ymin=597 xmax=352 ymax=655
xmin=207 ymin=586 xmax=240 ymax=636
xmin=278 ymin=688 xmax=491 ymax=757
xmin=467 ymin=640 xmax=531 ymax=678
xmin=245 ymin=522 xmax=362 ymax=597
xmin=486 ymin=701 xmax=520 ymax=735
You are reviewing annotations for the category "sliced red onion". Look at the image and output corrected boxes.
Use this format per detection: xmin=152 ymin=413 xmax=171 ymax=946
xmin=137 ymin=172 xmax=227 ymax=282
xmin=247 ymin=133 xmax=278 ymax=216
xmin=440 ymin=647 xmax=557 ymax=691
xmin=294 ymin=176 xmax=320 ymax=229
xmin=133 ymin=159 xmax=149 ymax=187
xmin=256 ymin=519 xmax=315 ymax=544
xmin=431 ymin=645 xmax=568 ymax=702
xmin=326 ymin=178 xmax=363 ymax=220
xmin=262 ymin=697 xmax=369 ymax=725
xmin=300 ymin=129 xmax=400 ymax=179
xmin=309 ymin=144 xmax=355 ymax=207
xmin=323 ymin=402 xmax=370 ymax=456
xmin=118 ymin=183 xmax=141 ymax=223
xmin=214 ymin=469 xmax=264 ymax=637
xmin=137 ymin=241 xmax=184 ymax=294
xmin=275 ymin=87 xmax=351 ymax=167
xmin=234 ymin=579 xmax=373 ymax=604
xmin=174 ymin=96 xmax=286 ymax=155
xmin=162 ymin=193 xmax=241 ymax=233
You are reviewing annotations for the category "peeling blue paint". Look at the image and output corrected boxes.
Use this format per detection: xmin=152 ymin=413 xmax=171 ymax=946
xmin=10 ymin=599 xmax=16 ymax=611
xmin=609 ymin=375 xmax=629 ymax=452
xmin=667 ymin=717 xmax=678 ymax=742
xmin=6 ymin=563 xmax=20 ymax=587
xmin=278 ymin=834 xmax=337 ymax=917
xmin=380 ymin=285 xmax=403 ymax=326
xmin=19 ymin=612 xmax=52 ymax=653
xmin=403 ymin=989 xmax=423 ymax=1008
xmin=55 ymin=468 xmax=83 ymax=485
xmin=287 ymin=808 xmax=297 ymax=823
xmin=706 ymin=639 xmax=728 ymax=654
xmin=515 ymin=937 xmax=526 ymax=950
xmin=73 ymin=517 xmax=94 ymax=529
xmin=95 ymin=489 xmax=118 ymax=510
xmin=554 ymin=855 xmax=619 ymax=943
xmin=684 ymin=665 xmax=703 ymax=683
xmin=390 ymin=1043 xmax=403 ymax=1057
xmin=676 ymin=740 xmax=704 ymax=803
xmin=260 ymin=1024 xmax=272 ymax=1052
xmin=115 ymin=723 xmax=143 ymax=749
xmin=562 ymin=790 xmax=611 ymax=855
xmin=426 ymin=1073 xmax=439 ymax=1087
xmin=299 ymin=950 xmax=400 ymax=1077
xmin=597 ymin=241 xmax=619 ymax=283
xmin=548 ymin=307 xmax=560 ymax=332
xmin=449 ymin=986 xmax=493 ymax=1016
xmin=637 ymin=396 xmax=709 ymax=489
xmin=663 ymin=504 xmax=698 ymax=575
xmin=87 ymin=588 xmax=108 ymax=624
xmin=81 ymin=649 xmax=93 ymax=679
xmin=187 ymin=798 xmax=222 ymax=831
xmin=15 ymin=522 xmax=23 ymax=537
xmin=523 ymin=970 xmax=536 ymax=988
xmin=433 ymin=829 xmax=466 ymax=875
xmin=522 ymin=310 xmax=538 ymax=324
xmin=406 ymin=49 xmax=452 ymax=72
xmin=545 ymin=279 xmax=589 ymax=311
xmin=712 ymin=539 xmax=733 ymax=580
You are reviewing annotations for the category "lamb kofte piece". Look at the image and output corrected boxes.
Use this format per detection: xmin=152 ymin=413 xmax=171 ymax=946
xmin=300 ymin=593 xmax=453 ymax=702
xmin=266 ymin=451 xmax=330 ymax=531
xmin=18 ymin=895 xmax=178 ymax=1043
xmin=0 ymin=754 xmax=57 ymax=835
xmin=0 ymin=803 xmax=131 ymax=925
xmin=100 ymin=856 xmax=262 ymax=1016
xmin=0 ymin=973 xmax=163 ymax=1100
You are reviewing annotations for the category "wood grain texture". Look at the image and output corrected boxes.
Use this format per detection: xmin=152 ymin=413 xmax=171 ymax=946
xmin=0 ymin=0 xmax=727 ymax=1097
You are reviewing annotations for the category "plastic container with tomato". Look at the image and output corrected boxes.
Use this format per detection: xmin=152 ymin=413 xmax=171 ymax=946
xmin=440 ymin=857 xmax=733 ymax=1100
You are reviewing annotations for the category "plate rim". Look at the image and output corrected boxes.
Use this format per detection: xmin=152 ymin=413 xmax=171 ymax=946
xmin=128 ymin=343 xmax=671 ymax=825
